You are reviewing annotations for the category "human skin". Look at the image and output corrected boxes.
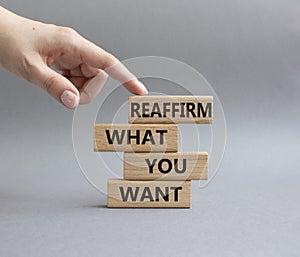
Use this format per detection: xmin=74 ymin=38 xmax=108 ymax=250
xmin=0 ymin=6 xmax=148 ymax=109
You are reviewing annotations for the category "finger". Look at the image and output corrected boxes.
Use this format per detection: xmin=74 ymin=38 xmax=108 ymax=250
xmin=70 ymin=66 xmax=83 ymax=77
xmin=67 ymin=70 xmax=108 ymax=104
xmin=79 ymin=70 xmax=108 ymax=104
xmin=79 ymin=39 xmax=148 ymax=95
xmin=62 ymin=64 xmax=100 ymax=79
xmin=80 ymin=63 xmax=100 ymax=78
xmin=31 ymin=62 xmax=80 ymax=109
xmin=69 ymin=77 xmax=88 ymax=88
xmin=61 ymin=69 xmax=71 ymax=77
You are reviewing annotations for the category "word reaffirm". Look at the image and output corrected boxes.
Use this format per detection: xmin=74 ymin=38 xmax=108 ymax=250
xmin=128 ymin=96 xmax=213 ymax=124
xmin=130 ymin=102 xmax=212 ymax=118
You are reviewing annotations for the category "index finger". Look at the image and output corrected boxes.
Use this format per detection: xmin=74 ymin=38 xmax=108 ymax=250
xmin=79 ymin=38 xmax=148 ymax=95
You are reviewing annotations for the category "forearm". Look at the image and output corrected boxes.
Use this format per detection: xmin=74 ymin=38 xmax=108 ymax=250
xmin=0 ymin=6 xmax=19 ymax=29
xmin=0 ymin=6 xmax=42 ymax=71
xmin=0 ymin=7 xmax=20 ymax=67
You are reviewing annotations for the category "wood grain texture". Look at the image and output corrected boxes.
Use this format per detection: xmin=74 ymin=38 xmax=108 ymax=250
xmin=124 ymin=152 xmax=208 ymax=180
xmin=94 ymin=124 xmax=178 ymax=152
xmin=107 ymin=179 xmax=191 ymax=208
xmin=128 ymin=95 xmax=213 ymax=124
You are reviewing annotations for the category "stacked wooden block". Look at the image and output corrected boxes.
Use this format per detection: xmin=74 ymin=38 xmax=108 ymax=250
xmin=94 ymin=96 xmax=213 ymax=208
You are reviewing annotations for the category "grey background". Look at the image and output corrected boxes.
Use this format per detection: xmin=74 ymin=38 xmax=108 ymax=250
xmin=0 ymin=0 xmax=299 ymax=256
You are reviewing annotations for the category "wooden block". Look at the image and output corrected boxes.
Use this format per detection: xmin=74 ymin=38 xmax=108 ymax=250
xmin=107 ymin=179 xmax=191 ymax=208
xmin=94 ymin=124 xmax=178 ymax=152
xmin=128 ymin=95 xmax=213 ymax=124
xmin=124 ymin=152 xmax=208 ymax=180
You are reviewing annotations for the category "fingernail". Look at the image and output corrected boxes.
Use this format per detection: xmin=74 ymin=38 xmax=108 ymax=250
xmin=137 ymin=81 xmax=148 ymax=95
xmin=60 ymin=90 xmax=78 ymax=109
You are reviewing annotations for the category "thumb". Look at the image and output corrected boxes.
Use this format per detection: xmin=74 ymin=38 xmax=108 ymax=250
xmin=31 ymin=63 xmax=80 ymax=109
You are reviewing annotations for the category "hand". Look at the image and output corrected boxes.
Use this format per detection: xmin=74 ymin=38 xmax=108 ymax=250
xmin=0 ymin=6 xmax=148 ymax=109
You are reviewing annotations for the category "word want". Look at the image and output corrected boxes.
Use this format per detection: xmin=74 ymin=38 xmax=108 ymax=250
xmin=119 ymin=186 xmax=182 ymax=202
xmin=108 ymin=180 xmax=191 ymax=207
